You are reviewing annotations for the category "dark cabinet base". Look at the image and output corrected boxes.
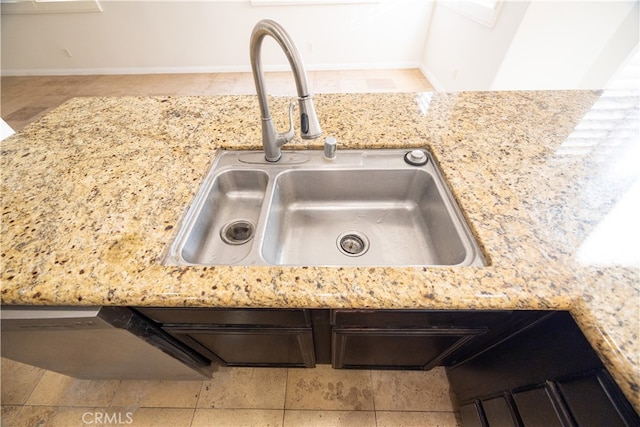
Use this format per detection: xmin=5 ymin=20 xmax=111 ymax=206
xmin=449 ymin=312 xmax=640 ymax=426
xmin=332 ymin=327 xmax=484 ymax=370
xmin=132 ymin=307 xmax=639 ymax=426
xmin=136 ymin=308 xmax=316 ymax=368
xmin=166 ymin=326 xmax=316 ymax=368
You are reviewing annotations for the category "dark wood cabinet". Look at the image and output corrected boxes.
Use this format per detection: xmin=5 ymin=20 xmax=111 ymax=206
xmin=329 ymin=310 xmax=523 ymax=370
xmin=448 ymin=311 xmax=640 ymax=426
xmin=459 ymin=402 xmax=486 ymax=427
xmin=333 ymin=327 xmax=484 ymax=370
xmin=134 ymin=308 xmax=536 ymax=371
xmin=135 ymin=308 xmax=316 ymax=368
xmin=481 ymin=395 xmax=519 ymax=426
xmin=512 ymin=386 xmax=566 ymax=427
xmin=133 ymin=307 xmax=639 ymax=426
xmin=557 ymin=370 xmax=635 ymax=427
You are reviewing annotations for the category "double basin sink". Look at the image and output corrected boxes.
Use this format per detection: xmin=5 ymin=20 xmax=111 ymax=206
xmin=164 ymin=149 xmax=485 ymax=267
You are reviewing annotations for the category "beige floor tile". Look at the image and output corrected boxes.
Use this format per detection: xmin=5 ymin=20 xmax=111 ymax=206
xmin=311 ymin=77 xmax=341 ymax=94
xmin=109 ymin=407 xmax=195 ymax=426
xmin=365 ymin=78 xmax=397 ymax=91
xmin=197 ymin=367 xmax=287 ymax=409
xmin=1 ymin=76 xmax=47 ymax=98
xmin=285 ymin=365 xmax=374 ymax=411
xmin=372 ymin=368 xmax=455 ymax=412
xmin=110 ymin=380 xmax=202 ymax=408
xmin=8 ymin=405 xmax=103 ymax=427
xmin=339 ymin=79 xmax=370 ymax=93
xmin=5 ymin=105 xmax=50 ymax=122
xmin=1 ymin=358 xmax=46 ymax=405
xmin=338 ymin=69 xmax=378 ymax=79
xmin=375 ymin=410 xmax=460 ymax=427
xmin=1 ymin=95 xmax=33 ymax=118
xmin=284 ymin=409 xmax=376 ymax=426
xmin=0 ymin=69 xmax=432 ymax=131
xmin=77 ymin=75 xmax=132 ymax=96
xmin=1 ymin=405 xmax=23 ymax=427
xmin=26 ymin=370 xmax=120 ymax=407
xmin=191 ymin=408 xmax=283 ymax=427
xmin=3 ymin=95 xmax=71 ymax=130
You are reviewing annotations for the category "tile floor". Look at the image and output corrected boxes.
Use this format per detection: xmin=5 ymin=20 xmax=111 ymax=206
xmin=0 ymin=69 xmax=454 ymax=426
xmin=0 ymin=69 xmax=433 ymax=132
xmin=1 ymin=358 xmax=460 ymax=426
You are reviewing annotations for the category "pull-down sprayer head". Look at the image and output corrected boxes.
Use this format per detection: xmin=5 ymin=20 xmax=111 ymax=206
xmin=250 ymin=19 xmax=322 ymax=161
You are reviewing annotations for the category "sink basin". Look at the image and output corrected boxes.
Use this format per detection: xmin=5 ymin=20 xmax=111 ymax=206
xmin=164 ymin=149 xmax=485 ymax=267
xmin=180 ymin=169 xmax=268 ymax=264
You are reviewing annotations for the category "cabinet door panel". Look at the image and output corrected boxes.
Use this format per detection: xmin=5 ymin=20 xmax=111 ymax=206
xmin=448 ymin=312 xmax=603 ymax=402
xmin=512 ymin=387 xmax=566 ymax=427
xmin=166 ymin=327 xmax=315 ymax=368
xmin=459 ymin=402 xmax=486 ymax=427
xmin=558 ymin=374 xmax=628 ymax=427
xmin=481 ymin=396 xmax=517 ymax=427
xmin=332 ymin=328 xmax=484 ymax=370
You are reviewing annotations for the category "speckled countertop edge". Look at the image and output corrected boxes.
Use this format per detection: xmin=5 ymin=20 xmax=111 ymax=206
xmin=1 ymin=92 xmax=638 ymax=409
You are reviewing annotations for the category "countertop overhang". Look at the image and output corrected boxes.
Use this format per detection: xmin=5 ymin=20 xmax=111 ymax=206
xmin=1 ymin=91 xmax=638 ymax=409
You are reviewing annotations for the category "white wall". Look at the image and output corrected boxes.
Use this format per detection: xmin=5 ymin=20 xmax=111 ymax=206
xmin=0 ymin=0 xmax=434 ymax=75
xmin=492 ymin=0 xmax=638 ymax=90
xmin=421 ymin=0 xmax=639 ymax=92
xmin=420 ymin=1 xmax=530 ymax=91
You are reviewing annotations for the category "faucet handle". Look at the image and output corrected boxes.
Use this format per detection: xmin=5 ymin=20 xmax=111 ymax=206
xmin=276 ymin=102 xmax=296 ymax=146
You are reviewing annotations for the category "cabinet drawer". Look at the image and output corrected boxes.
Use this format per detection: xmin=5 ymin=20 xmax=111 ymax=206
xmin=136 ymin=308 xmax=310 ymax=327
xmin=331 ymin=309 xmax=511 ymax=328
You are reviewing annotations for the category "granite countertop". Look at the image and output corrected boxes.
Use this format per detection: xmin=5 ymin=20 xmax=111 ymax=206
xmin=1 ymin=91 xmax=638 ymax=409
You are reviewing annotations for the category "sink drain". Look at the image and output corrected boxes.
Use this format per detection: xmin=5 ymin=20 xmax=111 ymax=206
xmin=220 ymin=220 xmax=255 ymax=245
xmin=337 ymin=231 xmax=370 ymax=257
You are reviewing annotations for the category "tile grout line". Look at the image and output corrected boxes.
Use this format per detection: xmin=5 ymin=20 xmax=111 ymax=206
xmin=282 ymin=367 xmax=289 ymax=426
xmin=193 ymin=378 xmax=206 ymax=411
xmin=15 ymin=367 xmax=46 ymax=407
xmin=370 ymin=370 xmax=379 ymax=427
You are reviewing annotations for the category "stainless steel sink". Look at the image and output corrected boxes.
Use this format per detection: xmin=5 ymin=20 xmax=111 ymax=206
xmin=179 ymin=169 xmax=268 ymax=264
xmin=164 ymin=149 xmax=486 ymax=267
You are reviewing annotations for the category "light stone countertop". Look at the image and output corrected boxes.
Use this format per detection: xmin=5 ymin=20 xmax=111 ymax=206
xmin=1 ymin=91 xmax=638 ymax=410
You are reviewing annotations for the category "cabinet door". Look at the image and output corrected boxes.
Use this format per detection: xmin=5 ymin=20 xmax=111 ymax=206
xmin=459 ymin=401 xmax=486 ymax=427
xmin=481 ymin=395 xmax=518 ymax=427
xmin=166 ymin=326 xmax=316 ymax=368
xmin=512 ymin=386 xmax=567 ymax=427
xmin=332 ymin=327 xmax=484 ymax=370
xmin=448 ymin=312 xmax=604 ymax=403
xmin=557 ymin=371 xmax=638 ymax=427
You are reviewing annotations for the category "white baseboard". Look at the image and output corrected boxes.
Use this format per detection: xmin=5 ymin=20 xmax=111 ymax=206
xmin=419 ymin=63 xmax=446 ymax=92
xmin=2 ymin=62 xmax=423 ymax=77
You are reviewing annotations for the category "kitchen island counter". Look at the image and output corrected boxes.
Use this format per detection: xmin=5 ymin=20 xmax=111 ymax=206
xmin=1 ymin=91 xmax=638 ymax=408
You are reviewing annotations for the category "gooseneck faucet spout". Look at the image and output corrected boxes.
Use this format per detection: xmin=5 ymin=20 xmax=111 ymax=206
xmin=250 ymin=19 xmax=322 ymax=162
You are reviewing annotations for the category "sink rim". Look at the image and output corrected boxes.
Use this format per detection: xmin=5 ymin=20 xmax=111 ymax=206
xmin=163 ymin=149 xmax=487 ymax=268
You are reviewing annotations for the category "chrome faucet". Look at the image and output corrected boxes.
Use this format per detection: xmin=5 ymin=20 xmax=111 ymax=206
xmin=250 ymin=20 xmax=322 ymax=162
